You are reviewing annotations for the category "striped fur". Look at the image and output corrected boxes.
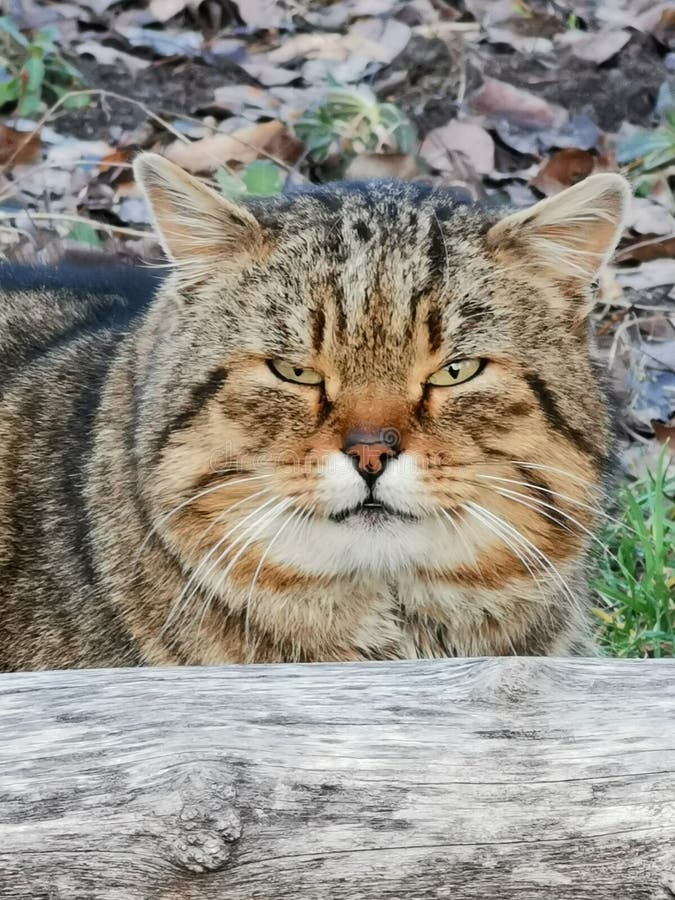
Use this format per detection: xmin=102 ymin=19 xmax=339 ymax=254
xmin=0 ymin=160 xmax=629 ymax=670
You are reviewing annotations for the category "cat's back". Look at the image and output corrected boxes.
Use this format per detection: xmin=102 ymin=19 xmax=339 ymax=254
xmin=0 ymin=263 xmax=163 ymax=383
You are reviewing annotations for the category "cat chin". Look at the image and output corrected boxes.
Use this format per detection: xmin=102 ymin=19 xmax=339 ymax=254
xmin=265 ymin=513 xmax=474 ymax=578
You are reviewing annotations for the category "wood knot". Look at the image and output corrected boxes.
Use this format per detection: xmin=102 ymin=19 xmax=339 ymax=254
xmin=160 ymin=765 xmax=242 ymax=874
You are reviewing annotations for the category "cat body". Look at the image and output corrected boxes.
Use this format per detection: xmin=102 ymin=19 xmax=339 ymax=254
xmin=0 ymin=161 xmax=629 ymax=670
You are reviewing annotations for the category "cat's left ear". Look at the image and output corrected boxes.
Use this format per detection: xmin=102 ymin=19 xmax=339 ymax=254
xmin=486 ymin=173 xmax=630 ymax=286
xmin=133 ymin=152 xmax=265 ymax=271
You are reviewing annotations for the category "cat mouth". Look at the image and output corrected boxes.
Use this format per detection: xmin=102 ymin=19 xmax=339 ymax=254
xmin=329 ymin=501 xmax=419 ymax=524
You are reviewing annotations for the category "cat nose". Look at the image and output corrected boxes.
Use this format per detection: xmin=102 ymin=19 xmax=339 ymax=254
xmin=342 ymin=428 xmax=400 ymax=487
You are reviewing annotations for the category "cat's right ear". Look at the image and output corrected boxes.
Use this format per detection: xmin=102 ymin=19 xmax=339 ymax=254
xmin=133 ymin=153 xmax=265 ymax=270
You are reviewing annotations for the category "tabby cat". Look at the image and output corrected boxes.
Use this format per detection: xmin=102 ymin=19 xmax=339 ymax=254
xmin=0 ymin=154 xmax=629 ymax=670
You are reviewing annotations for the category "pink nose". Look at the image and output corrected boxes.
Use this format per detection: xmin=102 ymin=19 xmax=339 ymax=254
xmin=342 ymin=429 xmax=400 ymax=483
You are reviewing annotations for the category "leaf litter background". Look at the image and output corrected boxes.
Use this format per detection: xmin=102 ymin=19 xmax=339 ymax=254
xmin=1 ymin=0 xmax=674 ymax=478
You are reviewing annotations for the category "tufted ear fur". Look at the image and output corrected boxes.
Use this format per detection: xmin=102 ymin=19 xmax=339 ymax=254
xmin=487 ymin=173 xmax=630 ymax=287
xmin=133 ymin=153 xmax=265 ymax=273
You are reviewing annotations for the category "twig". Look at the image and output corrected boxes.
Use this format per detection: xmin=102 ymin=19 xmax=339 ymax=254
xmin=616 ymin=233 xmax=675 ymax=262
xmin=0 ymin=210 xmax=153 ymax=240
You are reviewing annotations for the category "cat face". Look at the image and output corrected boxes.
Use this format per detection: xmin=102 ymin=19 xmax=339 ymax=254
xmin=134 ymin=155 xmax=628 ymax=592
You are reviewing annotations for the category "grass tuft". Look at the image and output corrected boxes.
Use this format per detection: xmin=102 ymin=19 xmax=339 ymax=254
xmin=594 ymin=451 xmax=675 ymax=658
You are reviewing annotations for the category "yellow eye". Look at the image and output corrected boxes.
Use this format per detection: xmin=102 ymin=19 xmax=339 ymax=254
xmin=269 ymin=359 xmax=324 ymax=385
xmin=427 ymin=358 xmax=483 ymax=386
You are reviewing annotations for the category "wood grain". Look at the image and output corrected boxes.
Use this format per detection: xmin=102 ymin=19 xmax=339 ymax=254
xmin=0 ymin=657 xmax=674 ymax=899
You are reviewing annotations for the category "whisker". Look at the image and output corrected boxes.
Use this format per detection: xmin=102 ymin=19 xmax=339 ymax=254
xmin=162 ymin=494 xmax=281 ymax=635
xmin=134 ymin=473 xmax=273 ymax=564
xmin=476 ymin=473 xmax=633 ymax=532
xmin=461 ymin=504 xmax=548 ymax=593
xmin=242 ymin=497 xmax=312 ymax=656
xmin=465 ymin=501 xmax=582 ymax=618
xmin=195 ymin=497 xmax=296 ymax=642
xmin=491 ymin=486 xmax=641 ymax=588
xmin=437 ymin=508 xmax=483 ymax=578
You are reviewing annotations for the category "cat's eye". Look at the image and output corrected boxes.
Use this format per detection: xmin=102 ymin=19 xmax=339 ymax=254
xmin=427 ymin=358 xmax=483 ymax=387
xmin=268 ymin=359 xmax=323 ymax=385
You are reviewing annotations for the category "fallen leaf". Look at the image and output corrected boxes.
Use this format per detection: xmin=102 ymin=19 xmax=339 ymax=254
xmin=232 ymin=0 xmax=285 ymax=29
xmin=74 ymin=41 xmax=151 ymax=74
xmin=617 ymin=260 xmax=675 ymax=291
xmin=485 ymin=27 xmax=553 ymax=55
xmin=556 ymin=28 xmax=631 ymax=64
xmin=301 ymin=57 xmax=374 ymax=85
xmin=148 ymin=0 xmax=194 ymax=22
xmin=347 ymin=17 xmax=411 ymax=65
xmin=627 ymin=198 xmax=675 ymax=237
xmin=267 ymin=33 xmax=350 ymax=65
xmin=621 ymin=436 xmax=674 ymax=479
xmin=46 ymin=139 xmax=115 ymax=168
xmin=164 ymin=121 xmax=302 ymax=173
xmin=471 ymin=77 xmax=568 ymax=130
xmin=652 ymin=7 xmax=675 ymax=47
xmin=239 ymin=59 xmax=298 ymax=86
xmin=652 ymin=418 xmax=675 ymax=447
xmin=617 ymin=236 xmax=675 ymax=263
xmin=98 ymin=148 xmax=131 ymax=173
xmin=115 ymin=25 xmax=203 ymax=57
xmin=0 ymin=125 xmax=40 ymax=167
xmin=531 ymin=149 xmax=597 ymax=195
xmin=420 ymin=121 xmax=494 ymax=175
xmin=266 ymin=17 xmax=410 ymax=78
xmin=117 ymin=196 xmax=153 ymax=224
xmin=344 ymin=153 xmax=422 ymax=180
xmin=642 ymin=339 xmax=675 ymax=371
xmin=495 ymin=112 xmax=601 ymax=157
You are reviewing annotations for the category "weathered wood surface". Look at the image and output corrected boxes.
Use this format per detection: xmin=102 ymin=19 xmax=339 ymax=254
xmin=0 ymin=658 xmax=674 ymax=900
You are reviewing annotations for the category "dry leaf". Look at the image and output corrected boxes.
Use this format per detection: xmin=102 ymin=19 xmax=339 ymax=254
xmin=471 ymin=77 xmax=567 ymax=130
xmin=268 ymin=17 xmax=410 ymax=68
xmin=344 ymin=153 xmax=421 ymax=180
xmin=420 ymin=121 xmax=494 ymax=175
xmin=232 ymin=0 xmax=285 ymax=29
xmin=557 ymin=28 xmax=631 ymax=64
xmin=617 ymin=236 xmax=675 ymax=264
xmin=531 ymin=149 xmax=598 ymax=195
xmin=0 ymin=125 xmax=41 ymax=167
xmin=164 ymin=121 xmax=302 ymax=173
xmin=98 ymin=148 xmax=131 ymax=173
xmin=75 ymin=41 xmax=151 ymax=74
xmin=347 ymin=18 xmax=411 ymax=65
xmin=616 ymin=260 xmax=675 ymax=291
xmin=239 ymin=60 xmax=298 ymax=86
xmin=652 ymin=418 xmax=675 ymax=447
xmin=267 ymin=33 xmax=349 ymax=64
xmin=148 ymin=0 xmax=194 ymax=22
xmin=627 ymin=198 xmax=675 ymax=237
xmin=485 ymin=27 xmax=553 ymax=55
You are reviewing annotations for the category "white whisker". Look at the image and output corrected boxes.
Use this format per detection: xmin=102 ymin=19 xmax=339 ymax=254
xmin=162 ymin=493 xmax=280 ymax=635
xmin=135 ymin=473 xmax=273 ymax=563
xmin=465 ymin=501 xmax=582 ymax=618
xmin=476 ymin=473 xmax=631 ymax=532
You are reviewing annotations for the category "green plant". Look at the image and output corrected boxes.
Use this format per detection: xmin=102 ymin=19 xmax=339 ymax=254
xmin=594 ymin=452 xmax=675 ymax=658
xmin=294 ymin=84 xmax=417 ymax=164
xmin=215 ymin=160 xmax=285 ymax=200
xmin=0 ymin=16 xmax=89 ymax=116
xmin=616 ymin=83 xmax=675 ymax=175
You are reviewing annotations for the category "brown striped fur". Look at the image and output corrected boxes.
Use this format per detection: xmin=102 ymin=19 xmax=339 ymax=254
xmin=0 ymin=157 xmax=630 ymax=670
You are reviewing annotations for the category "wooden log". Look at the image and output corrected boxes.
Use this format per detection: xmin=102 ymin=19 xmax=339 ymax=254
xmin=0 ymin=657 xmax=674 ymax=899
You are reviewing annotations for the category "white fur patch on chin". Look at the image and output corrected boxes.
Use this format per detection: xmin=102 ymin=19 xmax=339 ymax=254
xmin=269 ymin=514 xmax=474 ymax=577
xmin=265 ymin=452 xmax=478 ymax=577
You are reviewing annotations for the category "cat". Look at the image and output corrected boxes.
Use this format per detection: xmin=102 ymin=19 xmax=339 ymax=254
xmin=0 ymin=154 xmax=629 ymax=670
